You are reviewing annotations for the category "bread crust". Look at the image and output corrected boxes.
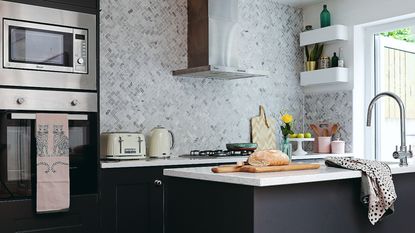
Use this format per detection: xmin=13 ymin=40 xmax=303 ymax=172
xmin=247 ymin=150 xmax=289 ymax=166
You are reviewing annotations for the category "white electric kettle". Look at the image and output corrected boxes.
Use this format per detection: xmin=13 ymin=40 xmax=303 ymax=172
xmin=149 ymin=126 xmax=174 ymax=158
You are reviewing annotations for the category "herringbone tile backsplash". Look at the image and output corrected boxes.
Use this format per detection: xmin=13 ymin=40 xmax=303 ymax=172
xmin=304 ymin=91 xmax=353 ymax=152
xmin=100 ymin=0 xmax=352 ymax=155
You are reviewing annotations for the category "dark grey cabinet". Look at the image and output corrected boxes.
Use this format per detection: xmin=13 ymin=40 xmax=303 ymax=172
xmin=100 ymin=163 xmax=227 ymax=233
xmin=4 ymin=0 xmax=98 ymax=14
xmin=100 ymin=167 xmax=165 ymax=233
xmin=0 ymin=194 xmax=99 ymax=233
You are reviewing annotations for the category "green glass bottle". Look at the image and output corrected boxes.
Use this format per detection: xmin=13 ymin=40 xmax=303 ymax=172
xmin=331 ymin=52 xmax=339 ymax=67
xmin=320 ymin=5 xmax=331 ymax=28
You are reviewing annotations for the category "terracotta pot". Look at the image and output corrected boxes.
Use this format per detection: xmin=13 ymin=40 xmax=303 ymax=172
xmin=305 ymin=61 xmax=317 ymax=71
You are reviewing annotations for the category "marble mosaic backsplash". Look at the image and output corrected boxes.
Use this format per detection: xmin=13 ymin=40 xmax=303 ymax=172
xmin=100 ymin=0 xmax=306 ymax=155
xmin=304 ymin=91 xmax=353 ymax=152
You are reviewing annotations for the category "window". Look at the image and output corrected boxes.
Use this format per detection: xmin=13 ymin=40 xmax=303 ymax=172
xmin=374 ymin=27 xmax=415 ymax=161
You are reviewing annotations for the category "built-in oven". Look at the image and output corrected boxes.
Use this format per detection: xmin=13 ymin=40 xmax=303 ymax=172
xmin=0 ymin=89 xmax=98 ymax=200
xmin=0 ymin=1 xmax=96 ymax=90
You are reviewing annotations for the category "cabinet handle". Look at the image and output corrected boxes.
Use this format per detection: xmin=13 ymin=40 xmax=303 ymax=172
xmin=154 ymin=179 xmax=163 ymax=186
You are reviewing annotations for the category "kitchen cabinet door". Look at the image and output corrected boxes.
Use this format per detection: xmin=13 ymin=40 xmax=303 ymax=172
xmin=100 ymin=167 xmax=164 ymax=233
xmin=100 ymin=163 xmax=227 ymax=233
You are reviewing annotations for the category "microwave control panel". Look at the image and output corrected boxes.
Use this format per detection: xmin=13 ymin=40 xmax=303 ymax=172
xmin=73 ymin=29 xmax=88 ymax=74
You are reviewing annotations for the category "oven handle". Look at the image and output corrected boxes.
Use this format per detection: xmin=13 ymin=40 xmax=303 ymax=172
xmin=11 ymin=113 xmax=88 ymax=121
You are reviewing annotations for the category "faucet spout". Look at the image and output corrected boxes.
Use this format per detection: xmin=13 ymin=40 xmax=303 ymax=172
xmin=366 ymin=92 xmax=410 ymax=166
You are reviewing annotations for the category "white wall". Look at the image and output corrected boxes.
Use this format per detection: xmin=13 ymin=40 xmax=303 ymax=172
xmin=302 ymin=0 xmax=415 ymax=156
xmin=303 ymin=0 xmax=415 ymax=90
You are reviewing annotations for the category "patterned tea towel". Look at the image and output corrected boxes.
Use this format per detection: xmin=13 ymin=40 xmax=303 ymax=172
xmin=325 ymin=157 xmax=397 ymax=225
xmin=36 ymin=114 xmax=70 ymax=213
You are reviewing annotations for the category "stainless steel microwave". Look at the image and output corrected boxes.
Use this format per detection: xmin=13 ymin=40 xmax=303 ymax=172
xmin=0 ymin=1 xmax=96 ymax=90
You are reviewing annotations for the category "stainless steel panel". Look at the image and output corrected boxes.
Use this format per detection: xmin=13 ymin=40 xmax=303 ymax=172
xmin=0 ymin=88 xmax=97 ymax=112
xmin=73 ymin=29 xmax=88 ymax=74
xmin=172 ymin=65 xmax=269 ymax=79
xmin=0 ymin=1 xmax=96 ymax=90
xmin=11 ymin=113 xmax=88 ymax=120
xmin=208 ymin=0 xmax=239 ymax=68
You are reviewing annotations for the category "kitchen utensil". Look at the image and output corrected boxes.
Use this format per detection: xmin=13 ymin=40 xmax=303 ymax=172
xmin=309 ymin=124 xmax=320 ymax=137
xmin=331 ymin=139 xmax=345 ymax=154
xmin=226 ymin=143 xmax=257 ymax=151
xmin=331 ymin=124 xmax=339 ymax=137
xmin=251 ymin=105 xmax=277 ymax=151
xmin=311 ymin=123 xmax=338 ymax=152
xmin=101 ymin=132 xmax=146 ymax=160
xmin=211 ymin=163 xmax=320 ymax=173
xmin=318 ymin=136 xmax=331 ymax=153
xmin=149 ymin=126 xmax=174 ymax=158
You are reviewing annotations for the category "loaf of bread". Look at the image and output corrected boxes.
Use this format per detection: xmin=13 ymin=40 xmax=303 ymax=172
xmin=247 ymin=150 xmax=289 ymax=167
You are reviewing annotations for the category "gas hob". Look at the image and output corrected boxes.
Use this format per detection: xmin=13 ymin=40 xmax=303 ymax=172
xmin=180 ymin=149 xmax=253 ymax=158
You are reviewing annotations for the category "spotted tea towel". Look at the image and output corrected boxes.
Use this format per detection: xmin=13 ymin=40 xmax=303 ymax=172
xmin=36 ymin=114 xmax=70 ymax=213
xmin=325 ymin=157 xmax=396 ymax=225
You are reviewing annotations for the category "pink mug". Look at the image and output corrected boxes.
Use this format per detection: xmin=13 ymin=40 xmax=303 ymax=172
xmin=318 ymin=137 xmax=331 ymax=153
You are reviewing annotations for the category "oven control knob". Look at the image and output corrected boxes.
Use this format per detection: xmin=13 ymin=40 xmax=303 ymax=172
xmin=16 ymin=98 xmax=25 ymax=105
xmin=71 ymin=99 xmax=79 ymax=106
xmin=77 ymin=58 xmax=85 ymax=65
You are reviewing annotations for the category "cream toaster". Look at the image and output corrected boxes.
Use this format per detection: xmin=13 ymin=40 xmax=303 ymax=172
xmin=101 ymin=133 xmax=146 ymax=160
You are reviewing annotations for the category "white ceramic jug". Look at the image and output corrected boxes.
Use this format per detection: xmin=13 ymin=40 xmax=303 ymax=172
xmin=149 ymin=126 xmax=174 ymax=158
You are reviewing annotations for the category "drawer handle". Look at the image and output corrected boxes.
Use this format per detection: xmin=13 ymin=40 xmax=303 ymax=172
xmin=16 ymin=98 xmax=25 ymax=105
xmin=154 ymin=180 xmax=163 ymax=186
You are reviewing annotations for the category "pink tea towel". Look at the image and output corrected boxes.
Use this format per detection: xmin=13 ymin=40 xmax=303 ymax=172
xmin=36 ymin=114 xmax=70 ymax=213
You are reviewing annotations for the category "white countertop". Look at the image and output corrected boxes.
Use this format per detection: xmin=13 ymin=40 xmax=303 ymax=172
xmin=163 ymin=161 xmax=415 ymax=187
xmin=101 ymin=156 xmax=249 ymax=169
xmin=100 ymin=153 xmax=352 ymax=169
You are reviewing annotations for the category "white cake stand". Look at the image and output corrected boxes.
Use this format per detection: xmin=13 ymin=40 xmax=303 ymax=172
xmin=288 ymin=138 xmax=315 ymax=156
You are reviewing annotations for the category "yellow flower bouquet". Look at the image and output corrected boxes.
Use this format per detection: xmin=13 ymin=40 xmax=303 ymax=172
xmin=280 ymin=113 xmax=294 ymax=139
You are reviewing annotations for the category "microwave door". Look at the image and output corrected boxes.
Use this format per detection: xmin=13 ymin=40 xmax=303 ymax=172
xmin=3 ymin=19 xmax=75 ymax=73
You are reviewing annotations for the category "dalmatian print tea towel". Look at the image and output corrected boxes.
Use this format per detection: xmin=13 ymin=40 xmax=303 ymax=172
xmin=325 ymin=157 xmax=397 ymax=225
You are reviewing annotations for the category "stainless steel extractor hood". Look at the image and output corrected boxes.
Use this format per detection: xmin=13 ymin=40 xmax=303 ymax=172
xmin=172 ymin=0 xmax=269 ymax=79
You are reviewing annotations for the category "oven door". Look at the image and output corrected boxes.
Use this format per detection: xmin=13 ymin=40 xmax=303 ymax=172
xmin=0 ymin=111 xmax=97 ymax=200
xmin=3 ymin=19 xmax=88 ymax=74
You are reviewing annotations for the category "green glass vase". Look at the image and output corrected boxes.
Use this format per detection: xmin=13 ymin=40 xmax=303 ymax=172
xmin=320 ymin=5 xmax=331 ymax=28
xmin=281 ymin=138 xmax=292 ymax=161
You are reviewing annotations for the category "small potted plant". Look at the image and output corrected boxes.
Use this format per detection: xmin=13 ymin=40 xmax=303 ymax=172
xmin=305 ymin=43 xmax=324 ymax=71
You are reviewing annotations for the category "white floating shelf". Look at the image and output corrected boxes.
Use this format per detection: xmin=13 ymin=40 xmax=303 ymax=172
xmin=300 ymin=67 xmax=348 ymax=86
xmin=300 ymin=25 xmax=348 ymax=47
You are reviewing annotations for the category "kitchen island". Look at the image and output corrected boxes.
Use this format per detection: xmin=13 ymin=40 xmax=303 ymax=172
xmin=164 ymin=162 xmax=415 ymax=233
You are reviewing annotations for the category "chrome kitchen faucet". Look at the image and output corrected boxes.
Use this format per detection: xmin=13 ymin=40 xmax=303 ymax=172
xmin=367 ymin=92 xmax=413 ymax=166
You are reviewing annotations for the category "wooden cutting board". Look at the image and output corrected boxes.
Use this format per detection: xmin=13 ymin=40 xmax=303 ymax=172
xmin=251 ymin=105 xmax=277 ymax=151
xmin=211 ymin=163 xmax=320 ymax=173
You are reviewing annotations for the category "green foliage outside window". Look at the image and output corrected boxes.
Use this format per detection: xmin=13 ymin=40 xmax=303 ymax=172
xmin=381 ymin=28 xmax=415 ymax=43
